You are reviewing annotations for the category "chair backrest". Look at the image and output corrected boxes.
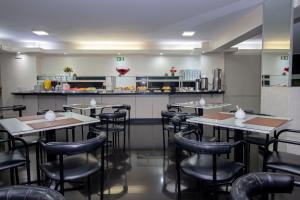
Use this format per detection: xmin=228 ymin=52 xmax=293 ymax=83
xmin=0 ymin=185 xmax=65 ymax=200
xmin=98 ymin=111 xmax=127 ymax=120
xmin=231 ymin=173 xmax=294 ymax=200
xmin=174 ymin=131 xmax=232 ymax=155
xmin=40 ymin=132 xmax=106 ymax=155
xmin=37 ymin=109 xmax=66 ymax=115
xmin=167 ymin=104 xmax=182 ymax=112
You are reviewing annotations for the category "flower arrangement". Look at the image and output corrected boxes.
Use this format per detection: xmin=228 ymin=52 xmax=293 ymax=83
xmin=63 ymin=66 xmax=73 ymax=73
xmin=282 ymin=67 xmax=289 ymax=75
xmin=170 ymin=66 xmax=177 ymax=76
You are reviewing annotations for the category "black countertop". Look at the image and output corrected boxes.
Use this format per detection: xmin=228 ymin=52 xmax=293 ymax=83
xmin=12 ymin=90 xmax=224 ymax=96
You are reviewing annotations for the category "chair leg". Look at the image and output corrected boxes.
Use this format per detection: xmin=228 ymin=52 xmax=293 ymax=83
xmin=176 ymin=148 xmax=181 ymax=200
xmin=26 ymin=162 xmax=31 ymax=184
xmin=10 ymin=168 xmax=15 ymax=185
xmin=14 ymin=168 xmax=19 ymax=184
xmin=123 ymin=119 xmax=126 ymax=152
xmin=226 ymin=129 xmax=230 ymax=159
xmin=163 ymin=129 xmax=166 ymax=153
xmin=65 ymin=129 xmax=69 ymax=142
xmin=100 ymin=147 xmax=105 ymax=200
xmin=81 ymin=125 xmax=84 ymax=140
xmin=71 ymin=128 xmax=75 ymax=142
xmin=88 ymin=176 xmax=91 ymax=200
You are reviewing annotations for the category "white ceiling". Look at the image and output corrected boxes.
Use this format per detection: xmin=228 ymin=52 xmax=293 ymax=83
xmin=0 ymin=0 xmax=264 ymax=53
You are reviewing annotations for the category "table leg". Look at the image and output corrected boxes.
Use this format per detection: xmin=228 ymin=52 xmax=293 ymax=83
xmin=89 ymin=108 xmax=97 ymax=135
xmin=234 ymin=129 xmax=244 ymax=163
xmin=197 ymin=108 xmax=204 ymax=136
xmin=45 ymin=129 xmax=56 ymax=161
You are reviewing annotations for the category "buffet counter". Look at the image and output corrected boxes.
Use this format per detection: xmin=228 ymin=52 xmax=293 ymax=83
xmin=12 ymin=90 xmax=224 ymax=95
xmin=12 ymin=90 xmax=225 ymax=118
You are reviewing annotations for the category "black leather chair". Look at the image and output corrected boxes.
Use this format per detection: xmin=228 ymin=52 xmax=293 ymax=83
xmin=231 ymin=172 xmax=294 ymax=200
xmin=0 ymin=185 xmax=65 ymax=200
xmin=37 ymin=132 xmax=106 ymax=200
xmin=174 ymin=130 xmax=246 ymax=200
xmin=0 ymin=105 xmax=26 ymax=118
xmin=93 ymin=111 xmax=127 ymax=152
xmin=161 ymin=110 xmax=190 ymax=152
xmin=167 ymin=104 xmax=182 ymax=112
xmin=0 ymin=130 xmax=31 ymax=185
xmin=111 ymin=104 xmax=132 ymax=147
xmin=263 ymin=129 xmax=300 ymax=184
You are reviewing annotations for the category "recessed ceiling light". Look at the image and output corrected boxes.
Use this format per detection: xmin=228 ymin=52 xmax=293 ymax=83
xmin=63 ymin=52 xmax=68 ymax=55
xmin=17 ymin=51 xmax=21 ymax=54
xmin=182 ymin=31 xmax=195 ymax=37
xmin=32 ymin=30 xmax=49 ymax=36
xmin=160 ymin=52 xmax=163 ymax=56
xmin=118 ymin=52 xmax=121 ymax=55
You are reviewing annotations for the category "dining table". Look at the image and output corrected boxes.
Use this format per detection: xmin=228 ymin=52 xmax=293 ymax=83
xmin=187 ymin=112 xmax=292 ymax=163
xmin=63 ymin=103 xmax=123 ymax=116
xmin=171 ymin=102 xmax=232 ymax=116
xmin=0 ymin=112 xmax=100 ymax=160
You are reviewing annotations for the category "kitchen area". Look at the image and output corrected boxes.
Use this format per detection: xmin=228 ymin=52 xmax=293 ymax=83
xmin=7 ymin=53 xmax=233 ymax=118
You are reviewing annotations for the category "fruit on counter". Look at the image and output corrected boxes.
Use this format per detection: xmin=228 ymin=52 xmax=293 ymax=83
xmin=137 ymin=86 xmax=147 ymax=91
xmin=162 ymin=86 xmax=171 ymax=91
xmin=64 ymin=87 xmax=97 ymax=91
xmin=43 ymin=79 xmax=52 ymax=91
xmin=115 ymin=86 xmax=135 ymax=91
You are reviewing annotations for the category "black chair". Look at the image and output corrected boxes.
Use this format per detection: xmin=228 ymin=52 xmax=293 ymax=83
xmin=263 ymin=129 xmax=300 ymax=183
xmin=174 ymin=130 xmax=246 ymax=200
xmin=111 ymin=104 xmax=131 ymax=147
xmin=0 ymin=105 xmax=26 ymax=118
xmin=231 ymin=172 xmax=294 ymax=200
xmin=0 ymin=185 xmax=65 ymax=200
xmin=37 ymin=132 xmax=106 ymax=200
xmin=0 ymin=130 xmax=31 ymax=185
xmin=167 ymin=104 xmax=182 ymax=112
xmin=93 ymin=111 xmax=127 ymax=152
xmin=161 ymin=111 xmax=189 ymax=152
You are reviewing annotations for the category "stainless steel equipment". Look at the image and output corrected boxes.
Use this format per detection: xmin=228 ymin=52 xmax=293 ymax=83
xmin=200 ymin=77 xmax=208 ymax=90
xmin=195 ymin=79 xmax=201 ymax=91
xmin=212 ymin=68 xmax=222 ymax=91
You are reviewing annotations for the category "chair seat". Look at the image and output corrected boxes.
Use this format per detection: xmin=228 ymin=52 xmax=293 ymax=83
xmin=266 ymin=151 xmax=300 ymax=175
xmin=94 ymin=125 xmax=124 ymax=132
xmin=244 ymin=134 xmax=267 ymax=146
xmin=181 ymin=154 xmax=244 ymax=182
xmin=40 ymin=153 xmax=101 ymax=181
xmin=0 ymin=150 xmax=26 ymax=171
xmin=15 ymin=135 xmax=40 ymax=147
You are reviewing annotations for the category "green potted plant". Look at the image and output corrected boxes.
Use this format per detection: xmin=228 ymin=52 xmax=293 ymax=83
xmin=63 ymin=66 xmax=73 ymax=77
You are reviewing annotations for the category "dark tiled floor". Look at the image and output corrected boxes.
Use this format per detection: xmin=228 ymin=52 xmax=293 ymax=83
xmin=1 ymin=124 xmax=300 ymax=200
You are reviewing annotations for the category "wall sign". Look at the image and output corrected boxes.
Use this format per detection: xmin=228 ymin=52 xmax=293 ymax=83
xmin=281 ymin=56 xmax=289 ymax=60
xmin=116 ymin=56 xmax=125 ymax=61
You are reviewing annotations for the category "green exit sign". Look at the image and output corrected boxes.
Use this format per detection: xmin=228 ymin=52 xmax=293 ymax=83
xmin=116 ymin=56 xmax=125 ymax=61
xmin=281 ymin=56 xmax=288 ymax=60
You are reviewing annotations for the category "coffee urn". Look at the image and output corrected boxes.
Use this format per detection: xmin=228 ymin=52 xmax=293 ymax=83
xmin=200 ymin=77 xmax=208 ymax=90
xmin=195 ymin=79 xmax=201 ymax=91
xmin=212 ymin=68 xmax=222 ymax=91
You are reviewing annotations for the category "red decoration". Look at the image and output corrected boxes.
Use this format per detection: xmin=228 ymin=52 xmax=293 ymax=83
xmin=170 ymin=66 xmax=177 ymax=73
xmin=116 ymin=67 xmax=130 ymax=76
xmin=284 ymin=67 xmax=289 ymax=72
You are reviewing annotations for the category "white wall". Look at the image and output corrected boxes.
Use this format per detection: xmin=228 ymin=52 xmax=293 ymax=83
xmin=37 ymin=54 xmax=224 ymax=81
xmin=224 ymin=53 xmax=261 ymax=112
xmin=262 ymin=52 xmax=289 ymax=86
xmin=261 ymin=87 xmax=300 ymax=153
xmin=0 ymin=53 xmax=37 ymax=106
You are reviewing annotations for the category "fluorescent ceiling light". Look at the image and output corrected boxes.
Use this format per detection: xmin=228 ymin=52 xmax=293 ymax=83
xmin=32 ymin=30 xmax=49 ymax=36
xmin=182 ymin=31 xmax=195 ymax=37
